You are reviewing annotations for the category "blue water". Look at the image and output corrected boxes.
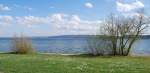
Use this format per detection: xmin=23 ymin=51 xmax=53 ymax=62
xmin=0 ymin=38 xmax=149 ymax=55
xmin=132 ymin=39 xmax=150 ymax=56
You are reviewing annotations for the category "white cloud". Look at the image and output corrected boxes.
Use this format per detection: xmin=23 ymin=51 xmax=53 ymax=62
xmin=116 ymin=0 xmax=144 ymax=12
xmin=85 ymin=2 xmax=93 ymax=8
xmin=51 ymin=14 xmax=101 ymax=35
xmin=16 ymin=16 xmax=50 ymax=26
xmin=0 ymin=4 xmax=11 ymax=11
xmin=51 ymin=14 xmax=66 ymax=23
xmin=0 ymin=14 xmax=101 ymax=35
xmin=18 ymin=13 xmax=101 ymax=35
xmin=0 ymin=15 xmax=13 ymax=25
xmin=71 ymin=15 xmax=80 ymax=22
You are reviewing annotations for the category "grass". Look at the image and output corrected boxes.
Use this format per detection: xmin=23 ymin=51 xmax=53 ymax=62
xmin=0 ymin=54 xmax=150 ymax=73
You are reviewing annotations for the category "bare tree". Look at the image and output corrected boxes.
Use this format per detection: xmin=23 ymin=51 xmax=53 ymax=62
xmin=100 ymin=14 xmax=120 ymax=55
xmin=100 ymin=13 xmax=150 ymax=56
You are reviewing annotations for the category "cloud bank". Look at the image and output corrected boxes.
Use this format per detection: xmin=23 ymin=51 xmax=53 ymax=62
xmin=0 ymin=14 xmax=101 ymax=36
xmin=116 ymin=0 xmax=144 ymax=12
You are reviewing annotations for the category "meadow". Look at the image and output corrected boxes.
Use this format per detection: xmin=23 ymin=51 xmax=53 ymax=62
xmin=0 ymin=54 xmax=150 ymax=73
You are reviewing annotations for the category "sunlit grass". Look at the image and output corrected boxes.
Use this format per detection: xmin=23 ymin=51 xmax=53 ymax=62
xmin=0 ymin=54 xmax=150 ymax=73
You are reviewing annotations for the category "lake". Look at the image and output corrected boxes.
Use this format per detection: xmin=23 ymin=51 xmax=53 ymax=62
xmin=0 ymin=37 xmax=149 ymax=56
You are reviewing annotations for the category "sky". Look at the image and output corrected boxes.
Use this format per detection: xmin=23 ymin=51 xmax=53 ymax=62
xmin=0 ymin=0 xmax=150 ymax=37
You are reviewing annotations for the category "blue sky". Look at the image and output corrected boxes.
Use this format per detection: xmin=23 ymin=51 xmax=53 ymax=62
xmin=0 ymin=0 xmax=149 ymax=37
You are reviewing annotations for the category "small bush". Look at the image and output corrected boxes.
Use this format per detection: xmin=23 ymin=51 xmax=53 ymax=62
xmin=87 ymin=35 xmax=113 ymax=56
xmin=11 ymin=35 xmax=35 ymax=54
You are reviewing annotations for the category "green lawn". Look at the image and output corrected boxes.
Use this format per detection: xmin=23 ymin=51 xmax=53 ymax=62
xmin=0 ymin=54 xmax=150 ymax=73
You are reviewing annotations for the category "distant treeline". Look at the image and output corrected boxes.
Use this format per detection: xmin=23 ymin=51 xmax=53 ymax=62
xmin=0 ymin=35 xmax=149 ymax=40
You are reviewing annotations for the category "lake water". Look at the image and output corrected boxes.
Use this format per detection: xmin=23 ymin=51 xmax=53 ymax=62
xmin=0 ymin=38 xmax=149 ymax=56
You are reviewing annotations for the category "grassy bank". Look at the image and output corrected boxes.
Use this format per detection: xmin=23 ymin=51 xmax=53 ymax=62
xmin=0 ymin=54 xmax=150 ymax=73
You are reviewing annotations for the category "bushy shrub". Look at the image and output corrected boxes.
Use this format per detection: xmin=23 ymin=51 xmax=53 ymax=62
xmin=11 ymin=35 xmax=35 ymax=54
